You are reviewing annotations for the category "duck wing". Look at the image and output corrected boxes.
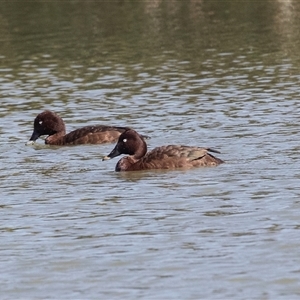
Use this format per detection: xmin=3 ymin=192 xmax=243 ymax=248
xmin=140 ymin=145 xmax=224 ymax=168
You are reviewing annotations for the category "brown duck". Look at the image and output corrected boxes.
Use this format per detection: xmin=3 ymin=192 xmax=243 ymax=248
xmin=103 ymin=129 xmax=224 ymax=171
xmin=26 ymin=110 xmax=148 ymax=146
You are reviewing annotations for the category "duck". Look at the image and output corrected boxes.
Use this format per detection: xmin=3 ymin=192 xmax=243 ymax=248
xmin=26 ymin=110 xmax=148 ymax=146
xmin=103 ymin=129 xmax=224 ymax=171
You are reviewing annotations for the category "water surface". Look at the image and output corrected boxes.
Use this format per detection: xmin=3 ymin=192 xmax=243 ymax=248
xmin=1 ymin=1 xmax=300 ymax=299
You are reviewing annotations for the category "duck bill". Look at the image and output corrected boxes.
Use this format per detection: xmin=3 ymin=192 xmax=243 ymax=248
xmin=102 ymin=146 xmax=121 ymax=161
xmin=27 ymin=129 xmax=41 ymax=144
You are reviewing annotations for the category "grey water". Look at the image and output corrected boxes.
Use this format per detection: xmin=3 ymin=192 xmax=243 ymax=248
xmin=1 ymin=1 xmax=300 ymax=299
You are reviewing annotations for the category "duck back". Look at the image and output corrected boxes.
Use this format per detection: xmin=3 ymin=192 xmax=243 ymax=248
xmin=115 ymin=145 xmax=224 ymax=171
xmin=47 ymin=125 xmax=130 ymax=145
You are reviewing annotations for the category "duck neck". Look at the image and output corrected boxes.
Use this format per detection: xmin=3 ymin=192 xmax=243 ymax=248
xmin=45 ymin=131 xmax=66 ymax=145
xmin=133 ymin=138 xmax=147 ymax=159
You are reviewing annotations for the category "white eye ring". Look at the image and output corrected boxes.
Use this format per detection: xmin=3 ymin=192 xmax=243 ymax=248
xmin=39 ymin=121 xmax=43 ymax=125
xmin=123 ymin=138 xmax=127 ymax=143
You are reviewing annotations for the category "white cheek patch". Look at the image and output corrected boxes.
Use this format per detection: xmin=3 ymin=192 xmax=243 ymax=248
xmin=123 ymin=138 xmax=127 ymax=143
xmin=39 ymin=121 xmax=43 ymax=125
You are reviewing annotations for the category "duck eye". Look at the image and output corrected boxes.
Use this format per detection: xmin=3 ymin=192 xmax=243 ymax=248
xmin=123 ymin=138 xmax=127 ymax=143
xmin=39 ymin=121 xmax=43 ymax=125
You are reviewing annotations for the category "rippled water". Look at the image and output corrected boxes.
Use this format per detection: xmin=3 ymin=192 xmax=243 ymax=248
xmin=1 ymin=1 xmax=300 ymax=299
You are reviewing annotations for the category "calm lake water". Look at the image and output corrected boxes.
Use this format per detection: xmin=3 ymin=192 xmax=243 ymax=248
xmin=1 ymin=0 xmax=300 ymax=299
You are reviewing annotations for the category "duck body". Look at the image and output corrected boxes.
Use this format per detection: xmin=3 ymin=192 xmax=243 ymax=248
xmin=42 ymin=124 xmax=129 ymax=146
xmin=103 ymin=129 xmax=224 ymax=172
xmin=27 ymin=110 xmax=142 ymax=145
